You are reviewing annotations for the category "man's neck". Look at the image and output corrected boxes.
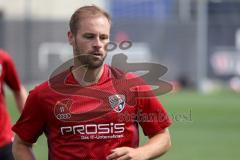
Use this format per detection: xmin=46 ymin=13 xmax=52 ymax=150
xmin=71 ymin=64 xmax=104 ymax=86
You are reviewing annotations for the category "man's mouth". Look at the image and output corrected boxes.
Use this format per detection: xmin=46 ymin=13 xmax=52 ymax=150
xmin=92 ymin=52 xmax=102 ymax=57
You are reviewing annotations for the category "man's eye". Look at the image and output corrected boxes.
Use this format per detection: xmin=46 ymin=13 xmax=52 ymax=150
xmin=83 ymin=34 xmax=95 ymax=39
xmin=100 ymin=35 xmax=109 ymax=40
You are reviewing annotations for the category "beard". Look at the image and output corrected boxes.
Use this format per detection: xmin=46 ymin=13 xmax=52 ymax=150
xmin=74 ymin=48 xmax=106 ymax=69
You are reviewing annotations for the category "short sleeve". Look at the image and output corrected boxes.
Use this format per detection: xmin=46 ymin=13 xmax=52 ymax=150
xmin=136 ymin=85 xmax=172 ymax=136
xmin=4 ymin=55 xmax=21 ymax=91
xmin=12 ymin=89 xmax=46 ymax=143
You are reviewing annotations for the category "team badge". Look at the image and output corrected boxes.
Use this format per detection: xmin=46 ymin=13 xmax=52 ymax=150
xmin=109 ymin=94 xmax=125 ymax=113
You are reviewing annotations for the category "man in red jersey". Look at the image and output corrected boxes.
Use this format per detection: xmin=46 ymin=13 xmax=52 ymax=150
xmin=12 ymin=5 xmax=172 ymax=160
xmin=0 ymin=49 xmax=27 ymax=160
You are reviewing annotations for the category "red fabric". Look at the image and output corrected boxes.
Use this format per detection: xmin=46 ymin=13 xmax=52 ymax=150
xmin=13 ymin=65 xmax=171 ymax=160
xmin=0 ymin=49 xmax=21 ymax=147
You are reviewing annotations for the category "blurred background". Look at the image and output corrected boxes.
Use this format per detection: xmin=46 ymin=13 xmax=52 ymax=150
xmin=1 ymin=0 xmax=240 ymax=159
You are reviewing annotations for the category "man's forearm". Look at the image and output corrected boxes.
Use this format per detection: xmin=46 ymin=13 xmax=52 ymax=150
xmin=13 ymin=85 xmax=28 ymax=112
xmin=139 ymin=128 xmax=171 ymax=159
xmin=12 ymin=135 xmax=35 ymax=160
xmin=106 ymin=128 xmax=171 ymax=160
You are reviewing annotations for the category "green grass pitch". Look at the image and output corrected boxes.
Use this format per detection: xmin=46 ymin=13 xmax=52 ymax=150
xmin=6 ymin=90 xmax=240 ymax=160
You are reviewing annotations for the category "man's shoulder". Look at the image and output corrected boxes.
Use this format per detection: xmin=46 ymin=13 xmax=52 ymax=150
xmin=29 ymin=80 xmax=52 ymax=96
xmin=0 ymin=49 xmax=13 ymax=62
xmin=107 ymin=64 xmax=140 ymax=79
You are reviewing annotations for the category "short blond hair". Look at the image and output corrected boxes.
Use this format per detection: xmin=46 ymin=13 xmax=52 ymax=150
xmin=69 ymin=5 xmax=111 ymax=35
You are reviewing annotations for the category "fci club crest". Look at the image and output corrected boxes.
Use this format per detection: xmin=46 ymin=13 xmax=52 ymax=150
xmin=109 ymin=94 xmax=125 ymax=113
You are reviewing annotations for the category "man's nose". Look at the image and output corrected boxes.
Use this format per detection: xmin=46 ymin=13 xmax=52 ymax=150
xmin=92 ymin=38 xmax=103 ymax=49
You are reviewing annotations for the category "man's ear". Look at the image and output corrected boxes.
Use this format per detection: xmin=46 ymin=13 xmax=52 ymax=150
xmin=67 ymin=31 xmax=74 ymax=45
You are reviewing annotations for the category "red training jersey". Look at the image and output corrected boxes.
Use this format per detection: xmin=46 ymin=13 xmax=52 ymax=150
xmin=12 ymin=64 xmax=171 ymax=160
xmin=0 ymin=49 xmax=21 ymax=147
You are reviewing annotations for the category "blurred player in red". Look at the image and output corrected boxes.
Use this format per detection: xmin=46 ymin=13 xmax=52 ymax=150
xmin=0 ymin=49 xmax=27 ymax=160
xmin=12 ymin=5 xmax=172 ymax=160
